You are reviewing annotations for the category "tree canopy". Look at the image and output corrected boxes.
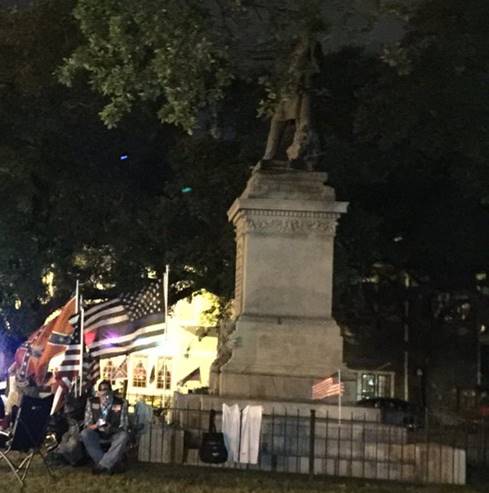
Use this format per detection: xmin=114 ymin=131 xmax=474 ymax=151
xmin=58 ymin=0 xmax=388 ymax=131
xmin=0 ymin=0 xmax=255 ymax=334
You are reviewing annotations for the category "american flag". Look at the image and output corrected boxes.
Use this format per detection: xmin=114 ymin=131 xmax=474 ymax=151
xmin=84 ymin=282 xmax=165 ymax=359
xmin=312 ymin=375 xmax=344 ymax=400
xmin=83 ymin=356 xmax=101 ymax=387
xmin=56 ymin=322 xmax=100 ymax=391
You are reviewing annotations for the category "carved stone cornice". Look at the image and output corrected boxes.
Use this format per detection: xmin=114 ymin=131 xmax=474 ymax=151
xmin=233 ymin=209 xmax=340 ymax=236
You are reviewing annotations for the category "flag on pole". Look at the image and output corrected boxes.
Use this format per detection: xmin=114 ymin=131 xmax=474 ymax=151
xmin=312 ymin=374 xmax=344 ymax=400
xmin=13 ymin=318 xmax=57 ymax=384
xmin=84 ymin=282 xmax=165 ymax=359
xmin=56 ymin=352 xmax=100 ymax=392
xmin=35 ymin=297 xmax=77 ymax=383
xmin=178 ymin=367 xmax=201 ymax=386
xmin=55 ymin=320 xmax=100 ymax=391
xmin=83 ymin=356 xmax=101 ymax=388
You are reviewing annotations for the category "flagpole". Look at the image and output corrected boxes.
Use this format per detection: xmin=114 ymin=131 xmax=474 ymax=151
xmin=78 ymin=299 xmax=85 ymax=397
xmin=338 ymin=368 xmax=342 ymax=426
xmin=74 ymin=281 xmax=80 ymax=396
xmin=75 ymin=280 xmax=80 ymax=313
xmin=163 ymin=264 xmax=169 ymax=340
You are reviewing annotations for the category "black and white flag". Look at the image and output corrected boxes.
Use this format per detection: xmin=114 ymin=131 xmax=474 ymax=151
xmin=84 ymin=282 xmax=165 ymax=358
xmin=56 ymin=321 xmax=100 ymax=391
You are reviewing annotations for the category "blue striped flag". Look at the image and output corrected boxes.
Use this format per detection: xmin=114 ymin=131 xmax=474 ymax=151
xmin=84 ymin=282 xmax=165 ymax=359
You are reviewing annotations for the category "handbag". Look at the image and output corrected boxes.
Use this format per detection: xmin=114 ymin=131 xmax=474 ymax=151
xmin=199 ymin=409 xmax=228 ymax=464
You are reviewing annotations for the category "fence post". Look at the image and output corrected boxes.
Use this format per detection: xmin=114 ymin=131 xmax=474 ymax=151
xmin=271 ymin=407 xmax=277 ymax=472
xmin=283 ymin=407 xmax=287 ymax=473
xmin=425 ymin=407 xmax=430 ymax=483
xmin=309 ymin=409 xmax=316 ymax=476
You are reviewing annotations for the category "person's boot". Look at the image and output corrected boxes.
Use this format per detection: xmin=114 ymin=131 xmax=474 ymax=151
xmin=91 ymin=465 xmax=105 ymax=475
xmin=111 ymin=455 xmax=128 ymax=474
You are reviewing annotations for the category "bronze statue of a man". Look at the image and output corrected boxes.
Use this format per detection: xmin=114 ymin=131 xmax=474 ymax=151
xmin=262 ymin=37 xmax=322 ymax=170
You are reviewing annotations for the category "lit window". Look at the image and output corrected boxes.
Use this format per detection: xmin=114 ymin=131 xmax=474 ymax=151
xmin=133 ymin=361 xmax=147 ymax=388
xmin=361 ymin=373 xmax=376 ymax=399
xmin=103 ymin=361 xmax=115 ymax=381
xmin=156 ymin=359 xmax=171 ymax=390
xmin=359 ymin=372 xmax=393 ymax=399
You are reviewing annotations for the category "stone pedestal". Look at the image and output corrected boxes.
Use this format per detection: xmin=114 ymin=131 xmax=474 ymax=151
xmin=218 ymin=166 xmax=348 ymax=400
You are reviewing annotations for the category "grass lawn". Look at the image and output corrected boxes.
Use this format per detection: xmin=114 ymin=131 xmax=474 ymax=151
xmin=2 ymin=462 xmax=488 ymax=493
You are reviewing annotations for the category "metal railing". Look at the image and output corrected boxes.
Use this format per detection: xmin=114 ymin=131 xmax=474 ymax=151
xmin=136 ymin=405 xmax=468 ymax=485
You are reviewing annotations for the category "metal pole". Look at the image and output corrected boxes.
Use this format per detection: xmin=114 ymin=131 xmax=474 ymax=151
xmin=309 ymin=409 xmax=316 ymax=476
xmin=403 ymin=273 xmax=410 ymax=401
xmin=476 ymin=296 xmax=482 ymax=386
xmin=78 ymin=301 xmax=85 ymax=396
xmin=75 ymin=280 xmax=79 ymax=313
xmin=163 ymin=264 xmax=169 ymax=340
xmin=74 ymin=280 xmax=81 ymax=395
xmin=476 ymin=334 xmax=482 ymax=386
xmin=338 ymin=369 xmax=342 ymax=426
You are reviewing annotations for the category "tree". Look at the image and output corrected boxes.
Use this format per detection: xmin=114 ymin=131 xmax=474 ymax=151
xmin=323 ymin=0 xmax=489 ymax=403
xmin=0 ymin=2 xmax=179 ymax=330
xmin=59 ymin=0 xmax=388 ymax=132
xmin=337 ymin=0 xmax=489 ymax=289
xmin=0 ymin=0 xmax=260 ymax=335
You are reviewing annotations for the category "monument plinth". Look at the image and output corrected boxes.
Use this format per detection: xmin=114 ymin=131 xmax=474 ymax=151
xmin=217 ymin=164 xmax=348 ymax=400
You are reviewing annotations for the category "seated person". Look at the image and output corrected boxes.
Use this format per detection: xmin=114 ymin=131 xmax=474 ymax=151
xmin=80 ymin=380 xmax=129 ymax=474
xmin=46 ymin=393 xmax=90 ymax=466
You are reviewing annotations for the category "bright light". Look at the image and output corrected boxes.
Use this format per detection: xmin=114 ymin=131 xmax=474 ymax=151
xmin=156 ymin=336 xmax=178 ymax=357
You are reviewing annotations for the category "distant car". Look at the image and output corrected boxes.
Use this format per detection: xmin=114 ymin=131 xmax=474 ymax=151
xmin=356 ymin=397 xmax=423 ymax=429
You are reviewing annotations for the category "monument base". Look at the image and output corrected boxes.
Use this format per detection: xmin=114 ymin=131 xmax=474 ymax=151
xmin=218 ymin=315 xmax=343 ymax=401
xmin=173 ymin=391 xmax=379 ymax=422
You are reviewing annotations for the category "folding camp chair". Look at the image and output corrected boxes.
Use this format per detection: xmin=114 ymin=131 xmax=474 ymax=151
xmin=0 ymin=394 xmax=55 ymax=486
